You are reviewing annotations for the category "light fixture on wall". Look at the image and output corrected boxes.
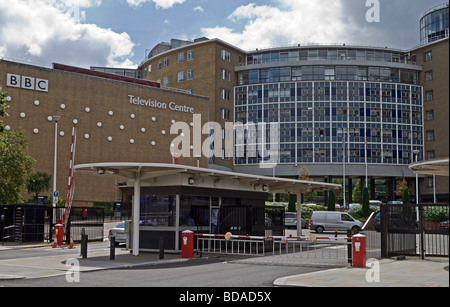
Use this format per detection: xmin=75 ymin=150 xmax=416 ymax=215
xmin=262 ymin=185 xmax=268 ymax=192
xmin=188 ymin=177 xmax=195 ymax=185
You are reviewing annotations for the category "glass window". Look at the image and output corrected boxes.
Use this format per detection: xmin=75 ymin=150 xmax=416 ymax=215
xmin=179 ymin=196 xmax=210 ymax=227
xmin=177 ymin=71 xmax=184 ymax=82
xmin=187 ymin=69 xmax=194 ymax=80
xmin=187 ymin=49 xmax=194 ymax=61
xmin=140 ymin=195 xmax=176 ymax=227
xmin=178 ymin=52 xmax=184 ymax=63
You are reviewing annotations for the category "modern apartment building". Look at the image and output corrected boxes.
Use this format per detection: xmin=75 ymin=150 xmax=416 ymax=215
xmin=138 ymin=4 xmax=449 ymax=203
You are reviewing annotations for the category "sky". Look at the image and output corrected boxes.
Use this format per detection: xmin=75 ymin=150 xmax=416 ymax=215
xmin=0 ymin=0 xmax=446 ymax=69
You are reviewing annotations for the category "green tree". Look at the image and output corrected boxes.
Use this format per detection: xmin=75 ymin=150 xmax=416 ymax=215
xmin=287 ymin=193 xmax=296 ymax=212
xmin=402 ymin=188 xmax=411 ymax=204
xmin=0 ymin=130 xmax=36 ymax=204
xmin=328 ymin=190 xmax=336 ymax=211
xmin=362 ymin=186 xmax=370 ymax=217
xmin=26 ymin=172 xmax=52 ymax=201
xmin=352 ymin=179 xmax=362 ymax=203
xmin=0 ymin=86 xmax=35 ymax=204
xmin=0 ymin=85 xmax=8 ymax=134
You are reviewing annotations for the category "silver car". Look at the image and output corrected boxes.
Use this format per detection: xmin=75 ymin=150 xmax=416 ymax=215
xmin=283 ymin=212 xmax=307 ymax=229
xmin=108 ymin=221 xmax=126 ymax=246
xmin=309 ymin=211 xmax=362 ymax=233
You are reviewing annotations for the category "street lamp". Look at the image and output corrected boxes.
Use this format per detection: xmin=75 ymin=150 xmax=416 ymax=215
xmin=52 ymin=115 xmax=61 ymax=224
xmin=412 ymin=150 xmax=420 ymax=205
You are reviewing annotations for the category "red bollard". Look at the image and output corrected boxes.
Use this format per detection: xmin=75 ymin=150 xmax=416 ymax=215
xmin=352 ymin=234 xmax=367 ymax=268
xmin=181 ymin=230 xmax=194 ymax=259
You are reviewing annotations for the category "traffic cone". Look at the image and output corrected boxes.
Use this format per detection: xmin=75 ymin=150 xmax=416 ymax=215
xmin=52 ymin=229 xmax=59 ymax=248
xmin=68 ymin=234 xmax=75 ymax=249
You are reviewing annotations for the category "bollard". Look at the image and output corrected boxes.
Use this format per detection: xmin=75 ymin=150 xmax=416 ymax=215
xmin=81 ymin=234 xmax=88 ymax=258
xmin=110 ymin=236 xmax=115 ymax=260
xmin=159 ymin=236 xmax=164 ymax=260
xmin=347 ymin=230 xmax=353 ymax=265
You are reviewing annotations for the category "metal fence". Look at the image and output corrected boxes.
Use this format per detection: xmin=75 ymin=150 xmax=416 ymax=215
xmin=197 ymin=234 xmax=267 ymax=256
xmin=380 ymin=203 xmax=449 ymax=258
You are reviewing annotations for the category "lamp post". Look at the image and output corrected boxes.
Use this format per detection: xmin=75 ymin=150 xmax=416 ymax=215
xmin=412 ymin=150 xmax=420 ymax=205
xmin=52 ymin=115 xmax=61 ymax=224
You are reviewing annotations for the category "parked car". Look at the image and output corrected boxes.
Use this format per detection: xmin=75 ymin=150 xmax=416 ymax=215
xmin=387 ymin=201 xmax=403 ymax=205
xmin=108 ymin=221 xmax=126 ymax=246
xmin=283 ymin=212 xmax=307 ymax=229
xmin=373 ymin=211 xmax=418 ymax=232
xmin=369 ymin=200 xmax=382 ymax=207
xmin=309 ymin=211 xmax=362 ymax=233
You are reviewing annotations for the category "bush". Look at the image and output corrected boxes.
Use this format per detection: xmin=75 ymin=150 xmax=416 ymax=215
xmin=348 ymin=205 xmax=380 ymax=220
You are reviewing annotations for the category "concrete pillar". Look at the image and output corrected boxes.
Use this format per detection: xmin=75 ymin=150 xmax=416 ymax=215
xmin=132 ymin=173 xmax=141 ymax=256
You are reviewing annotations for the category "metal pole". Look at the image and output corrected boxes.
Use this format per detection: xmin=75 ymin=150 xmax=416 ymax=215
xmin=52 ymin=116 xmax=60 ymax=224
xmin=110 ymin=236 xmax=115 ymax=260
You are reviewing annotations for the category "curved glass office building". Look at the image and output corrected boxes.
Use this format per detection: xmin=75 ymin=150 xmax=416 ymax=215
xmin=233 ymin=45 xmax=424 ymax=194
xmin=420 ymin=3 xmax=449 ymax=45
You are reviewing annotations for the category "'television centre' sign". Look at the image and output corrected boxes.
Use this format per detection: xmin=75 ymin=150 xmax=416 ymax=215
xmin=128 ymin=94 xmax=195 ymax=114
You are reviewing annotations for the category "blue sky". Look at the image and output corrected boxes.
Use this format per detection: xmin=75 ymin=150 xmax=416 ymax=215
xmin=0 ymin=0 xmax=446 ymax=69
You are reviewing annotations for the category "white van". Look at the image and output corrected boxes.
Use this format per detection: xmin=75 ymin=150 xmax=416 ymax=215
xmin=309 ymin=211 xmax=362 ymax=233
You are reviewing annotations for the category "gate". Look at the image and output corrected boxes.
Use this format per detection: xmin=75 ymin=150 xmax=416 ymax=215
xmin=381 ymin=203 xmax=449 ymax=258
xmin=66 ymin=207 xmax=104 ymax=242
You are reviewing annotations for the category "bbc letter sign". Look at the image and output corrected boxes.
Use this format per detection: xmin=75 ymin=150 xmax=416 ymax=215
xmin=6 ymin=73 xmax=49 ymax=92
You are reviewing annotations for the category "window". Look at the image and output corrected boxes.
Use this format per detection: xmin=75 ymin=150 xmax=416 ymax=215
xmin=221 ymin=49 xmax=231 ymax=62
xmin=426 ymin=110 xmax=434 ymax=121
xmin=187 ymin=50 xmax=194 ymax=61
xmin=163 ymin=76 xmax=168 ymax=86
xmin=178 ymin=52 xmax=184 ymax=63
xmin=157 ymin=60 xmax=162 ymax=70
xmin=428 ymin=177 xmax=434 ymax=188
xmin=221 ymin=69 xmax=231 ymax=81
xmin=220 ymin=108 xmax=231 ymax=120
xmin=425 ymin=70 xmax=433 ymax=81
xmin=177 ymin=71 xmax=184 ymax=82
xmin=187 ymin=69 xmax=194 ymax=80
xmin=220 ymin=89 xmax=231 ymax=101
xmin=164 ymin=57 xmax=169 ymax=67
xmin=425 ymin=51 xmax=432 ymax=62
xmin=426 ymin=90 xmax=433 ymax=101
xmin=427 ymin=150 xmax=435 ymax=160
xmin=427 ymin=130 xmax=435 ymax=141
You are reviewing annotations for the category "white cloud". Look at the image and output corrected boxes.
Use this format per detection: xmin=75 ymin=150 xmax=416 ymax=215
xmin=201 ymin=0 xmax=376 ymax=50
xmin=126 ymin=0 xmax=186 ymax=9
xmin=0 ymin=0 xmax=136 ymax=68
xmin=194 ymin=6 xmax=204 ymax=13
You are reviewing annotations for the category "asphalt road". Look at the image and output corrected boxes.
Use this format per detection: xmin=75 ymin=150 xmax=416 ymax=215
xmin=0 ymin=255 xmax=325 ymax=287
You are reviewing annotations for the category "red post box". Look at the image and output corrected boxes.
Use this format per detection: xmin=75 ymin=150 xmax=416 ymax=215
xmin=55 ymin=223 xmax=64 ymax=245
xmin=181 ymin=230 xmax=194 ymax=259
xmin=352 ymin=234 xmax=367 ymax=268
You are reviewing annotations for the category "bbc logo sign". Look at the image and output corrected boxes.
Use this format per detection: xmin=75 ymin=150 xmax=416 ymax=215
xmin=6 ymin=73 xmax=49 ymax=92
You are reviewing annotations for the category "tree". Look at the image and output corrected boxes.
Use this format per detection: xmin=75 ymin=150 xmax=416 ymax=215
xmin=0 ymin=85 xmax=8 ymax=134
xmin=362 ymin=186 xmax=370 ymax=217
xmin=26 ymin=172 xmax=52 ymax=201
xmin=396 ymin=178 xmax=409 ymax=198
xmin=298 ymin=167 xmax=317 ymax=203
xmin=402 ymin=188 xmax=411 ymax=204
xmin=0 ymin=86 xmax=35 ymax=204
xmin=287 ymin=193 xmax=296 ymax=212
xmin=328 ymin=190 xmax=336 ymax=211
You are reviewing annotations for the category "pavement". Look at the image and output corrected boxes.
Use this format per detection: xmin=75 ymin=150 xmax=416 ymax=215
xmin=1 ymin=241 xmax=448 ymax=287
